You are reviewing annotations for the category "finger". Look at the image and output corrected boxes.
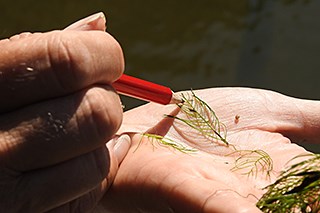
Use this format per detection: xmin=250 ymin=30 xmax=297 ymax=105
xmin=0 ymin=29 xmax=124 ymax=113
xmin=45 ymin=184 xmax=107 ymax=213
xmin=8 ymin=147 xmax=112 ymax=212
xmin=8 ymin=32 xmax=33 ymax=41
xmin=64 ymin=12 xmax=107 ymax=31
xmin=0 ymin=86 xmax=122 ymax=171
xmin=45 ymin=135 xmax=131 ymax=213
xmin=284 ymin=98 xmax=320 ymax=144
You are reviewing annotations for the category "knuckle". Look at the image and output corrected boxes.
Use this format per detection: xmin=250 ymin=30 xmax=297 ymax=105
xmin=9 ymin=32 xmax=33 ymax=41
xmin=46 ymin=31 xmax=124 ymax=92
xmin=77 ymin=86 xmax=122 ymax=144
xmin=46 ymin=31 xmax=84 ymax=92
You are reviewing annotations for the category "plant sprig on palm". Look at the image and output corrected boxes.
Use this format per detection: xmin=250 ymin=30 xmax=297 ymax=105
xmin=257 ymin=154 xmax=320 ymax=212
xmin=166 ymin=90 xmax=228 ymax=146
xmin=141 ymin=133 xmax=197 ymax=154
xmin=165 ymin=91 xmax=273 ymax=179
xmin=228 ymin=149 xmax=273 ymax=179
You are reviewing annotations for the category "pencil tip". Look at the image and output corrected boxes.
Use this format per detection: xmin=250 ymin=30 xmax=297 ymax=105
xmin=169 ymin=92 xmax=182 ymax=104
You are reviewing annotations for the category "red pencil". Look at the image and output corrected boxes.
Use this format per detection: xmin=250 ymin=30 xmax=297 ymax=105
xmin=112 ymin=74 xmax=180 ymax=105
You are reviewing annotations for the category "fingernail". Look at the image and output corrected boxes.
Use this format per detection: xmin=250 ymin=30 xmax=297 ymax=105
xmin=64 ymin=12 xmax=106 ymax=31
xmin=113 ymin=134 xmax=131 ymax=163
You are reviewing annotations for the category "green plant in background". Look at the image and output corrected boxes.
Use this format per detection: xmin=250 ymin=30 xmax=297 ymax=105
xmin=257 ymin=154 xmax=320 ymax=212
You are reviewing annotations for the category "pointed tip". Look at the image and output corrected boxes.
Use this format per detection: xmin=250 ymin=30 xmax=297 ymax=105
xmin=169 ymin=92 xmax=183 ymax=104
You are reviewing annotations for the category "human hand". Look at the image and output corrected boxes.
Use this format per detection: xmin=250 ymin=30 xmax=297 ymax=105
xmin=97 ymin=88 xmax=320 ymax=212
xmin=0 ymin=13 xmax=130 ymax=212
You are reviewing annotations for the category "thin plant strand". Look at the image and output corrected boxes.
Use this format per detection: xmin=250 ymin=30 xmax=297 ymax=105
xmin=142 ymin=133 xmax=197 ymax=154
xmin=228 ymin=149 xmax=273 ymax=179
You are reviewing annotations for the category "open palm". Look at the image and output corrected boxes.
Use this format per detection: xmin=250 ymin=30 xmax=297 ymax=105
xmin=97 ymin=88 xmax=320 ymax=213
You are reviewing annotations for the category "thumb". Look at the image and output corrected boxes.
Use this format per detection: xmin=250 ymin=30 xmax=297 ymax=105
xmin=64 ymin=12 xmax=107 ymax=31
xmin=107 ymin=134 xmax=131 ymax=170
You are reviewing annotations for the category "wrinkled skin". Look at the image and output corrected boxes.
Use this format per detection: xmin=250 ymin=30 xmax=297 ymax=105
xmin=97 ymin=88 xmax=320 ymax=213
xmin=0 ymin=13 xmax=131 ymax=212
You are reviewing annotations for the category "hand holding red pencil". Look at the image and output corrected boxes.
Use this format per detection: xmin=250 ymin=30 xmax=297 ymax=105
xmin=0 ymin=11 xmax=181 ymax=212
xmin=0 ymin=12 xmax=131 ymax=212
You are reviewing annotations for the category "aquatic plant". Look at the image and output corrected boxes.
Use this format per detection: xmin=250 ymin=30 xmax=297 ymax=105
xmin=257 ymin=154 xmax=320 ymax=212
xmin=145 ymin=90 xmax=273 ymax=180
xmin=141 ymin=133 xmax=197 ymax=154
xmin=229 ymin=149 xmax=273 ymax=179
xmin=166 ymin=90 xmax=228 ymax=146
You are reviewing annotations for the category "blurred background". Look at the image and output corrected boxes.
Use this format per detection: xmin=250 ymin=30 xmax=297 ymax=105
xmin=1 ymin=0 xmax=319 ymax=152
